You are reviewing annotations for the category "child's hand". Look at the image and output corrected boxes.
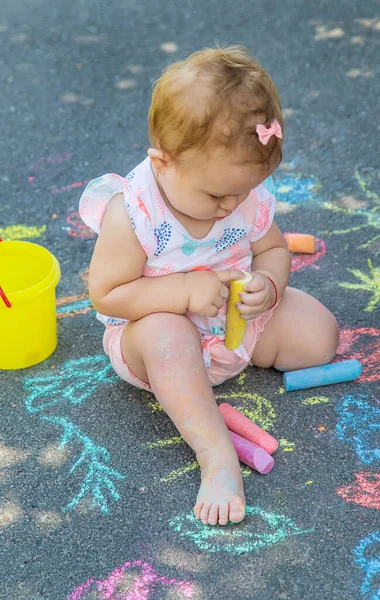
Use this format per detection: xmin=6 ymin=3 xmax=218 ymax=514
xmin=185 ymin=269 xmax=244 ymax=318
xmin=235 ymin=271 xmax=276 ymax=320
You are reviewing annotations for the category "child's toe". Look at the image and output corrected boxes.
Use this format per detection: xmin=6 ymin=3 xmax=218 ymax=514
xmin=193 ymin=503 xmax=202 ymax=520
xmin=229 ymin=496 xmax=246 ymax=523
xmin=200 ymin=503 xmax=211 ymax=524
xmin=218 ymin=503 xmax=229 ymax=526
xmin=208 ymin=503 xmax=219 ymax=526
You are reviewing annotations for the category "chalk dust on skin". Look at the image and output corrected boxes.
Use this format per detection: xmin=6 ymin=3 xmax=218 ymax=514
xmin=151 ymin=387 xmax=246 ymax=524
xmin=146 ymin=326 xmax=246 ymax=524
xmin=153 ymin=334 xmax=204 ymax=381
xmin=194 ymin=463 xmax=246 ymax=526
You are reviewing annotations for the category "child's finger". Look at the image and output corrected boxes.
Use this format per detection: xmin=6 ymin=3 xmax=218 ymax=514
xmin=216 ymin=269 xmax=245 ymax=284
xmin=239 ymin=290 xmax=266 ymax=306
xmin=235 ymin=302 xmax=261 ymax=318
xmin=214 ymin=295 xmax=225 ymax=309
xmin=220 ymin=284 xmax=229 ymax=299
xmin=244 ymin=277 xmax=265 ymax=293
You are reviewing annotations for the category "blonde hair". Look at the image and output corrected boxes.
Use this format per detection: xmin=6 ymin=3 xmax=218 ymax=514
xmin=148 ymin=45 xmax=283 ymax=168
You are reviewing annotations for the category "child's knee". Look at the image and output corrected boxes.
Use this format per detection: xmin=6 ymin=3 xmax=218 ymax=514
xmin=314 ymin=311 xmax=339 ymax=364
xmin=134 ymin=313 xmax=201 ymax=356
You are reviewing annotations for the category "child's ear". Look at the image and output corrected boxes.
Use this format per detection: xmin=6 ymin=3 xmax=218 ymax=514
xmin=147 ymin=147 xmax=172 ymax=174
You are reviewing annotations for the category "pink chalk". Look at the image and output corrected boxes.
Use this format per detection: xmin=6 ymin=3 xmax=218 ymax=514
xmin=219 ymin=403 xmax=278 ymax=454
xmin=229 ymin=431 xmax=274 ymax=474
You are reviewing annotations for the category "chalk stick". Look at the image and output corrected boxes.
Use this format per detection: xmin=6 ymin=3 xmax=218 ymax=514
xmin=283 ymin=359 xmax=362 ymax=392
xmin=229 ymin=431 xmax=274 ymax=474
xmin=219 ymin=403 xmax=278 ymax=454
xmin=225 ymin=271 xmax=252 ymax=351
xmin=285 ymin=233 xmax=315 ymax=254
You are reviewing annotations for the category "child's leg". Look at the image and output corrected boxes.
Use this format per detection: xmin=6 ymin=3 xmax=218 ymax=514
xmin=251 ymin=287 xmax=339 ymax=371
xmin=121 ymin=313 xmax=245 ymax=526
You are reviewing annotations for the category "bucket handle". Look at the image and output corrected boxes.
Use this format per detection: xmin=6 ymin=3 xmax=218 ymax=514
xmin=0 ymin=238 xmax=12 ymax=308
xmin=0 ymin=286 xmax=11 ymax=308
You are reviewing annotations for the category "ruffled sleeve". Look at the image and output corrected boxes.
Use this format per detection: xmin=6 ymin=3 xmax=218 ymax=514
xmin=78 ymin=173 xmax=157 ymax=252
xmin=246 ymin=175 xmax=276 ymax=242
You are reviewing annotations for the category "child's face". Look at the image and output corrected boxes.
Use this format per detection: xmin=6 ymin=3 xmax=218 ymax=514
xmin=156 ymin=149 xmax=269 ymax=222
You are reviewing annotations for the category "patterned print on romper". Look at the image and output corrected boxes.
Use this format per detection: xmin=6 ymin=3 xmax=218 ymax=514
xmin=255 ymin=202 xmax=271 ymax=231
xmin=154 ymin=221 xmax=172 ymax=256
xmin=215 ymin=228 xmax=246 ymax=252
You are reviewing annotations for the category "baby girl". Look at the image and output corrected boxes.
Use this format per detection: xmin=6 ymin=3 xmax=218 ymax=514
xmin=79 ymin=45 xmax=339 ymax=526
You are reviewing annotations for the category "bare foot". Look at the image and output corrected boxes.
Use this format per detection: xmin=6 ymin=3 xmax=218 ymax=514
xmin=194 ymin=444 xmax=246 ymax=526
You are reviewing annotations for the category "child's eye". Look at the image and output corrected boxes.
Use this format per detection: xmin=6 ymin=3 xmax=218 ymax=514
xmin=210 ymin=195 xmax=224 ymax=200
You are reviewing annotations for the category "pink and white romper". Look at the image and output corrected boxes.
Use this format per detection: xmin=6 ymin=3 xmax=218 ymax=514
xmin=79 ymin=156 xmax=278 ymax=388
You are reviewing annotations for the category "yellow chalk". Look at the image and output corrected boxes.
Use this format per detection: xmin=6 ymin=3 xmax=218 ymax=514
xmin=225 ymin=271 xmax=252 ymax=350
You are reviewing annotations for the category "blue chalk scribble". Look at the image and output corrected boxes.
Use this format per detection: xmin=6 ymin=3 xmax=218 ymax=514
xmin=41 ymin=416 xmax=124 ymax=513
xmin=169 ymin=505 xmax=314 ymax=554
xmin=354 ymin=531 xmax=380 ymax=600
xmin=24 ymin=355 xmax=118 ymax=413
xmin=274 ymin=175 xmax=319 ymax=204
xmin=336 ymin=394 xmax=380 ymax=464
xmin=23 ymin=355 xmax=123 ymax=513
xmin=56 ymin=298 xmax=93 ymax=315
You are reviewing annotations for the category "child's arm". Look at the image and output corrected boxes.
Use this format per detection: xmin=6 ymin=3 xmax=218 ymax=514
xmin=250 ymin=220 xmax=291 ymax=296
xmin=235 ymin=221 xmax=290 ymax=319
xmin=89 ymin=194 xmax=241 ymax=321
xmin=89 ymin=194 xmax=189 ymax=320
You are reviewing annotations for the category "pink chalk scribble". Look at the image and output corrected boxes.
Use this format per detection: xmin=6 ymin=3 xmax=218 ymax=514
xmin=67 ymin=559 xmax=194 ymax=600
xmin=29 ymin=152 xmax=73 ymax=171
xmin=66 ymin=212 xmax=96 ymax=239
xmin=284 ymin=233 xmax=326 ymax=273
xmin=337 ymin=327 xmax=380 ymax=383
xmin=337 ymin=472 xmax=380 ymax=510
xmin=52 ymin=180 xmax=90 ymax=194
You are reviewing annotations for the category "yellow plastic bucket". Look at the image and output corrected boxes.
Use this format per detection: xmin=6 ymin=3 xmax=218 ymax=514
xmin=0 ymin=241 xmax=61 ymax=370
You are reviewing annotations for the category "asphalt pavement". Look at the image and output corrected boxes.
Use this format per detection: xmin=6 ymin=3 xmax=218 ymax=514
xmin=1 ymin=1 xmax=379 ymax=598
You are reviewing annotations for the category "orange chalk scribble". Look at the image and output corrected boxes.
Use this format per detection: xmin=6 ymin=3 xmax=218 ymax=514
xmin=337 ymin=472 xmax=380 ymax=510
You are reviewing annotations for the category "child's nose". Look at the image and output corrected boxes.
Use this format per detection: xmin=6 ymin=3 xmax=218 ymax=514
xmin=220 ymin=196 xmax=239 ymax=211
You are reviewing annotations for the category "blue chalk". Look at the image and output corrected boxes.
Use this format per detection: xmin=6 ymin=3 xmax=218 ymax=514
xmin=283 ymin=359 xmax=362 ymax=392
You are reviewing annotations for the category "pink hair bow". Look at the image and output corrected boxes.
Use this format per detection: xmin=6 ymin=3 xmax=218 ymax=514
xmin=256 ymin=119 xmax=283 ymax=145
